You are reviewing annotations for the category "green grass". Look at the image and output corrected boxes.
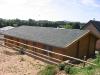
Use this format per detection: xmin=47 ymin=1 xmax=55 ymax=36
xmin=38 ymin=65 xmax=57 ymax=75
xmin=79 ymin=65 xmax=95 ymax=75
xmin=38 ymin=53 xmax=100 ymax=75
xmin=64 ymin=65 xmax=79 ymax=75
xmin=64 ymin=53 xmax=100 ymax=75
xmin=77 ymin=53 xmax=100 ymax=75
xmin=93 ymin=53 xmax=100 ymax=67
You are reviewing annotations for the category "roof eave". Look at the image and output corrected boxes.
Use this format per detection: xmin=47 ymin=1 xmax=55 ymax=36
xmin=64 ymin=30 xmax=90 ymax=48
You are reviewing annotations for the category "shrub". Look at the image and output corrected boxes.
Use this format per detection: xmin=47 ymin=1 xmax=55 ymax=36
xmin=58 ymin=62 xmax=66 ymax=70
xmin=64 ymin=65 xmax=71 ymax=73
xmin=64 ymin=65 xmax=79 ymax=75
xmin=38 ymin=65 xmax=57 ymax=75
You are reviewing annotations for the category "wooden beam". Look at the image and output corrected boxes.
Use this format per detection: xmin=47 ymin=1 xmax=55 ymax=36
xmin=2 ymin=38 xmax=97 ymax=66
xmin=0 ymin=42 xmax=81 ymax=67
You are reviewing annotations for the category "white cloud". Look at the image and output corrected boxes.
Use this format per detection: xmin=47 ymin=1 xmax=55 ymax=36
xmin=81 ymin=0 xmax=94 ymax=5
xmin=81 ymin=0 xmax=100 ymax=7
xmin=0 ymin=0 xmax=100 ymax=22
xmin=25 ymin=0 xmax=52 ymax=7
xmin=0 ymin=0 xmax=61 ymax=20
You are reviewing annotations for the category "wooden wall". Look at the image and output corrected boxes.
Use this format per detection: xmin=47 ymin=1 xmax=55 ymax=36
xmin=78 ymin=34 xmax=90 ymax=58
xmin=83 ymin=23 xmax=100 ymax=50
xmin=89 ymin=34 xmax=96 ymax=56
xmin=4 ymin=33 xmax=97 ymax=61
xmin=52 ymin=33 xmax=96 ymax=60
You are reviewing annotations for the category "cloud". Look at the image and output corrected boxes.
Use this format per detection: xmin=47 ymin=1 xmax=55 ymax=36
xmin=80 ymin=0 xmax=100 ymax=7
xmin=25 ymin=0 xmax=52 ymax=7
xmin=0 ymin=0 xmax=59 ymax=20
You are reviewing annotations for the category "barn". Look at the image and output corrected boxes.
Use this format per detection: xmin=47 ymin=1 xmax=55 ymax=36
xmin=81 ymin=20 xmax=100 ymax=50
xmin=1 ymin=26 xmax=98 ymax=60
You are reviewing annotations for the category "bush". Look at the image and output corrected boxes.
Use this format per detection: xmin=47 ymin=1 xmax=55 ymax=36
xmin=38 ymin=65 xmax=57 ymax=75
xmin=64 ymin=65 xmax=79 ymax=75
xmin=58 ymin=62 xmax=66 ymax=70
xmin=64 ymin=65 xmax=71 ymax=73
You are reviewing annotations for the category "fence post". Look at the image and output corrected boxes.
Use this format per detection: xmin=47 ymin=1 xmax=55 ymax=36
xmin=83 ymin=56 xmax=86 ymax=67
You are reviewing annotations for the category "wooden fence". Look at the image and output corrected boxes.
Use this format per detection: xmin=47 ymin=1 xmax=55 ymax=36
xmin=0 ymin=37 xmax=97 ymax=67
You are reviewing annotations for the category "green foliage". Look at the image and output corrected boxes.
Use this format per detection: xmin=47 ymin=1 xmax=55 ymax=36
xmin=38 ymin=65 xmax=57 ymax=75
xmin=93 ymin=53 xmax=100 ymax=67
xmin=64 ymin=65 xmax=71 ymax=73
xmin=63 ymin=24 xmax=73 ymax=29
xmin=64 ymin=65 xmax=79 ymax=75
xmin=80 ymin=66 xmax=95 ymax=75
xmin=72 ymin=22 xmax=80 ymax=29
xmin=58 ymin=53 xmax=100 ymax=75
xmin=58 ymin=62 xmax=66 ymax=70
xmin=0 ymin=18 xmax=84 ymax=28
xmin=63 ymin=22 xmax=81 ymax=29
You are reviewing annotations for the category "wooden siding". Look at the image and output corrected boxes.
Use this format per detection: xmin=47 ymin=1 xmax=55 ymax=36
xmin=4 ymin=35 xmax=12 ymax=47
xmin=4 ymin=33 xmax=96 ymax=61
xmin=63 ymin=42 xmax=78 ymax=60
xmin=96 ymin=40 xmax=100 ymax=50
xmin=89 ymin=34 xmax=96 ymax=56
xmin=83 ymin=23 xmax=100 ymax=50
xmin=84 ymin=23 xmax=100 ymax=38
xmin=52 ymin=47 xmax=65 ymax=60
xmin=78 ymin=34 xmax=90 ymax=58
xmin=36 ymin=42 xmax=44 ymax=54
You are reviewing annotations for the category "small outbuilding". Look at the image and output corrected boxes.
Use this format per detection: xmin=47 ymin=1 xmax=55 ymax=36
xmin=0 ymin=26 xmax=14 ymax=40
xmin=81 ymin=20 xmax=100 ymax=50
xmin=2 ymin=26 xmax=98 ymax=60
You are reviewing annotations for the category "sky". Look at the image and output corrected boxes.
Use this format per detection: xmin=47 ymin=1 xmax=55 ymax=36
xmin=0 ymin=0 xmax=100 ymax=22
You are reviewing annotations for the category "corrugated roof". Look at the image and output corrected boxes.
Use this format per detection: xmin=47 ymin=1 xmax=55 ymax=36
xmin=2 ymin=26 xmax=90 ymax=48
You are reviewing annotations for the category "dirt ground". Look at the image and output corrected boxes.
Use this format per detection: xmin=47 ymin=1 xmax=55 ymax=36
xmin=0 ymin=45 xmax=47 ymax=75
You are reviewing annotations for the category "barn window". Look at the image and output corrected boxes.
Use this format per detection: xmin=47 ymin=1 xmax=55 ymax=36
xmin=44 ymin=45 xmax=53 ymax=56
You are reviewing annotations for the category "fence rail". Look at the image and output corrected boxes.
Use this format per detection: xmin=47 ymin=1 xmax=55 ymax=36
xmin=0 ymin=37 xmax=97 ymax=67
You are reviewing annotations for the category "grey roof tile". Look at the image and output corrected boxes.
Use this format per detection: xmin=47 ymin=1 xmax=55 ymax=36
xmin=2 ymin=26 xmax=89 ymax=48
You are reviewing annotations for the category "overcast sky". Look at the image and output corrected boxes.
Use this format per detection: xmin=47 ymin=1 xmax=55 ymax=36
xmin=0 ymin=0 xmax=100 ymax=22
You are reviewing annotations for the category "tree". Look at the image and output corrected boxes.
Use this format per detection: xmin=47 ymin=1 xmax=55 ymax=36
xmin=72 ymin=22 xmax=80 ymax=29
xmin=63 ymin=24 xmax=73 ymax=29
